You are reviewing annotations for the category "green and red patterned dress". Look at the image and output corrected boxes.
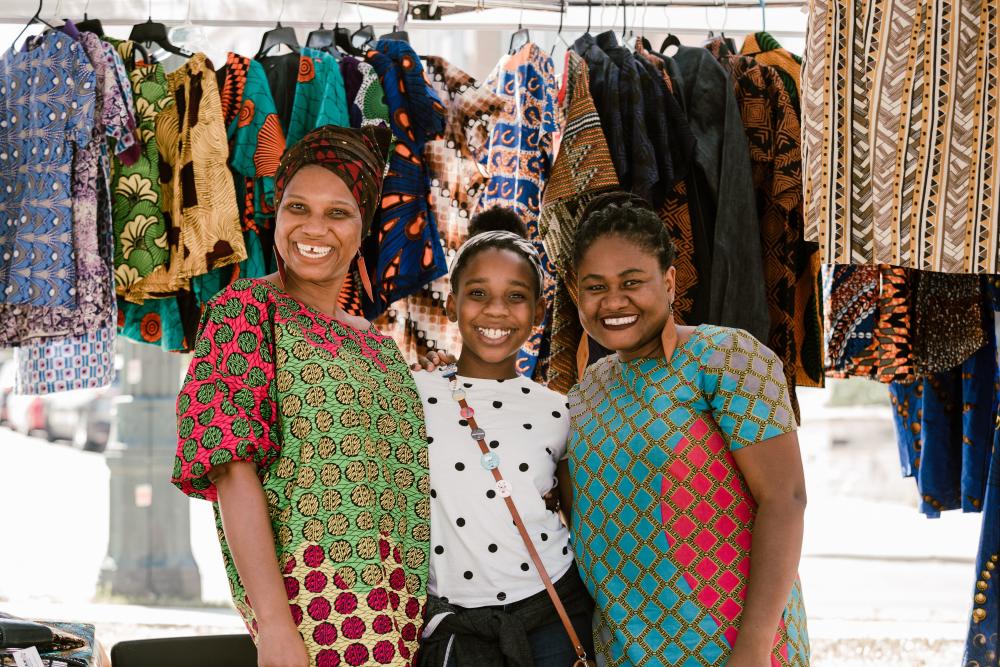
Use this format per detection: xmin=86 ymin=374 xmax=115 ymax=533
xmin=172 ymin=278 xmax=430 ymax=666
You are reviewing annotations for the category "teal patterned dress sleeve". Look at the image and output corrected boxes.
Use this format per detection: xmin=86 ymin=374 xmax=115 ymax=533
xmin=700 ymin=328 xmax=797 ymax=450
xmin=287 ymin=48 xmax=349 ymax=147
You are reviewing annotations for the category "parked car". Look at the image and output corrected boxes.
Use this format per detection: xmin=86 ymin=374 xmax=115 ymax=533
xmin=0 ymin=360 xmax=14 ymax=426
xmin=6 ymin=389 xmax=47 ymax=438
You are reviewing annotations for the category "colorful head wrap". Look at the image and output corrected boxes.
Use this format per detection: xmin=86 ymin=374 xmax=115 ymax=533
xmin=274 ymin=124 xmax=392 ymax=237
xmin=450 ymin=231 xmax=546 ymax=296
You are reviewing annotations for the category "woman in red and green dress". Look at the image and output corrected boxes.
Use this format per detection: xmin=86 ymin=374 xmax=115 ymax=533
xmin=172 ymin=125 xmax=430 ymax=667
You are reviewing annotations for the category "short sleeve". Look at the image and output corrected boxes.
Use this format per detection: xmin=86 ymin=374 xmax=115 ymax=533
xmin=701 ymin=329 xmax=796 ymax=451
xmin=172 ymin=290 xmax=280 ymax=501
xmin=103 ymin=43 xmax=140 ymax=164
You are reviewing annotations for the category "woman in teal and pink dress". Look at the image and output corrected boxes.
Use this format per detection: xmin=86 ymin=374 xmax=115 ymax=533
xmin=172 ymin=126 xmax=430 ymax=667
xmin=567 ymin=194 xmax=810 ymax=666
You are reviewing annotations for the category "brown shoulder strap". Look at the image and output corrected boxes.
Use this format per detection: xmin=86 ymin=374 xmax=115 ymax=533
xmin=450 ymin=382 xmax=594 ymax=667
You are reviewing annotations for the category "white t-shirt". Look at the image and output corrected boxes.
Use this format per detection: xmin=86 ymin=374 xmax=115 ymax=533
xmin=414 ymin=370 xmax=575 ymax=607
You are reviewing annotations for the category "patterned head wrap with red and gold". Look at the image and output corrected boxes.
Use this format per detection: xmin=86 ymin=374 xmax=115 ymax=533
xmin=274 ymin=124 xmax=392 ymax=237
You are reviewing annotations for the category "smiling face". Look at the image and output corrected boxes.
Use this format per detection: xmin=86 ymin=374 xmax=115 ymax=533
xmin=577 ymin=234 xmax=676 ymax=362
xmin=447 ymin=247 xmax=545 ymax=379
xmin=273 ymin=164 xmax=363 ymax=287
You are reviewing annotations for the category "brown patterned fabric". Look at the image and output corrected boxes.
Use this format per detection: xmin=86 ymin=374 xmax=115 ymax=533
xmin=375 ymin=56 xmax=504 ymax=364
xmin=537 ymin=51 xmax=621 ymax=394
xmin=912 ymin=272 xmax=986 ymax=377
xmin=707 ymin=39 xmax=804 ymax=419
xmin=740 ymin=33 xmax=825 ymax=390
xmin=801 ymin=0 xmax=1000 ymax=274
xmin=139 ymin=53 xmax=246 ymax=297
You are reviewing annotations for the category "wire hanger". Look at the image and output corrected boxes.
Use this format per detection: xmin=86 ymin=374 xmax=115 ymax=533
xmin=508 ymin=0 xmax=529 ymax=55
xmin=332 ymin=0 xmax=353 ymax=55
xmin=549 ymin=0 xmax=570 ymax=56
xmin=307 ymin=0 xmax=340 ymax=55
xmin=256 ymin=0 xmax=301 ymax=58
xmin=637 ymin=0 xmax=652 ymax=51
xmin=350 ymin=0 xmax=376 ymax=55
xmin=11 ymin=0 xmax=55 ymax=49
xmin=759 ymin=0 xmax=766 ymax=32
xmin=76 ymin=0 xmax=103 ymax=36
xmin=659 ymin=0 xmax=680 ymax=53
xmin=131 ymin=0 xmax=194 ymax=59
xmin=584 ymin=0 xmax=592 ymax=36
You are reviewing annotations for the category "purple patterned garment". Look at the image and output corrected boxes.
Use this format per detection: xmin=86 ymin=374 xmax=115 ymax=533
xmin=12 ymin=30 xmax=136 ymax=394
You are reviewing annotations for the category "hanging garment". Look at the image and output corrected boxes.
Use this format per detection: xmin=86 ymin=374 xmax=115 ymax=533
xmin=11 ymin=27 xmax=135 ymax=392
xmin=706 ymin=39 xmax=806 ymax=420
xmin=339 ymin=54 xmax=364 ymax=117
xmin=538 ymin=50 xmax=620 ymax=394
xmin=377 ymin=56 xmax=503 ymax=364
xmin=740 ymin=32 xmax=803 ymax=114
xmin=361 ymin=40 xmax=448 ymax=320
xmin=354 ymin=61 xmax=391 ymax=130
xmin=964 ymin=388 xmax=999 ymax=666
xmin=824 ymin=265 xmax=987 ymax=382
xmin=287 ymin=47 xmax=349 ymax=147
xmin=889 ymin=321 xmax=995 ymax=517
xmin=568 ymin=325 xmax=809 ymax=665
xmin=635 ymin=44 xmax=706 ymax=331
xmin=478 ymin=42 xmax=559 ymax=378
xmin=118 ymin=293 xmax=192 ymax=352
xmin=193 ymin=53 xmax=287 ymax=305
xmin=739 ymin=33 xmax=825 ymax=389
xmin=802 ymin=0 xmax=1000 ymax=273
xmin=104 ymin=38 xmax=173 ymax=302
xmin=137 ymin=53 xmax=245 ymax=298
xmin=0 ymin=30 xmax=134 ymax=347
xmin=0 ymin=31 xmax=95 ymax=308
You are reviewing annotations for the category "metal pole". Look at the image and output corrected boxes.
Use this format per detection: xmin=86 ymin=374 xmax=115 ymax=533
xmin=100 ymin=339 xmax=201 ymax=602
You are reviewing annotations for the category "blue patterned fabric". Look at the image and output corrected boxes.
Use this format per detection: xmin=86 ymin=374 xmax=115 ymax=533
xmin=363 ymin=40 xmax=448 ymax=319
xmin=0 ymin=32 xmax=96 ymax=307
xmin=964 ymin=279 xmax=1000 ymax=667
xmin=478 ymin=44 xmax=558 ymax=379
xmin=889 ymin=308 xmax=996 ymax=517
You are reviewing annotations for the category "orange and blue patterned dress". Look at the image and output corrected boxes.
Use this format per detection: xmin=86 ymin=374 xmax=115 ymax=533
xmin=172 ymin=278 xmax=430 ymax=666
xmin=568 ymin=325 xmax=809 ymax=666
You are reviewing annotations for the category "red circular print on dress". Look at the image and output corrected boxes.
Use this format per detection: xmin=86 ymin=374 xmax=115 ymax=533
xmin=344 ymin=643 xmax=369 ymax=666
xmin=282 ymin=556 xmax=297 ymax=574
xmin=312 ymin=622 xmax=338 ymax=646
xmin=304 ymin=545 xmax=325 ymax=568
xmin=140 ymin=313 xmax=162 ymax=342
xmin=367 ymin=588 xmax=389 ymax=611
xmin=399 ymin=639 xmax=411 ymax=660
xmin=341 ymin=616 xmax=366 ymax=640
xmin=289 ymin=603 xmax=303 ymax=626
xmin=317 ymin=649 xmax=341 ymax=667
xmin=335 ymin=591 xmax=358 ymax=615
xmin=379 ymin=539 xmax=390 ymax=560
xmin=405 ymin=597 xmax=420 ymax=619
xmin=392 ymin=546 xmax=402 ymax=564
xmin=308 ymin=596 xmax=331 ymax=621
xmin=284 ymin=576 xmax=300 ymax=599
xmin=371 ymin=615 xmax=393 ymax=634
xmin=389 ymin=568 xmax=405 ymax=590
xmin=305 ymin=570 xmax=328 ymax=593
xmin=372 ymin=640 xmax=396 ymax=664
xmin=401 ymin=622 xmax=417 ymax=642
xmin=388 ymin=592 xmax=400 ymax=609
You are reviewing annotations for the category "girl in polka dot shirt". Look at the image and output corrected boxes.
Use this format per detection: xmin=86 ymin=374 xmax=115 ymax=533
xmin=412 ymin=208 xmax=595 ymax=666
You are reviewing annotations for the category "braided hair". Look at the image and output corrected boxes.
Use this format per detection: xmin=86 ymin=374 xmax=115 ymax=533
xmin=572 ymin=192 xmax=676 ymax=271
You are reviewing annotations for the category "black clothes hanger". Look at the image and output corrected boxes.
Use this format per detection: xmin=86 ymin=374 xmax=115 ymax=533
xmin=508 ymin=0 xmax=529 ymax=54
xmin=256 ymin=24 xmax=301 ymax=58
xmin=12 ymin=0 xmax=56 ymax=49
xmin=381 ymin=0 xmax=410 ymax=42
xmin=76 ymin=0 xmax=102 ymax=35
xmin=659 ymin=33 xmax=681 ymax=53
xmin=307 ymin=0 xmax=343 ymax=59
xmin=550 ymin=0 xmax=569 ymax=56
xmin=130 ymin=17 xmax=193 ymax=57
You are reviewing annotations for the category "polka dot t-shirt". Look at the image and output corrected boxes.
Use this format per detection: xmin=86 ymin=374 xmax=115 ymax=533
xmin=414 ymin=370 xmax=575 ymax=607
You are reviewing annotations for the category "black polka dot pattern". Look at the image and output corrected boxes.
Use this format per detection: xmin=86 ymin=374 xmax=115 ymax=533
xmin=415 ymin=370 xmax=575 ymax=606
